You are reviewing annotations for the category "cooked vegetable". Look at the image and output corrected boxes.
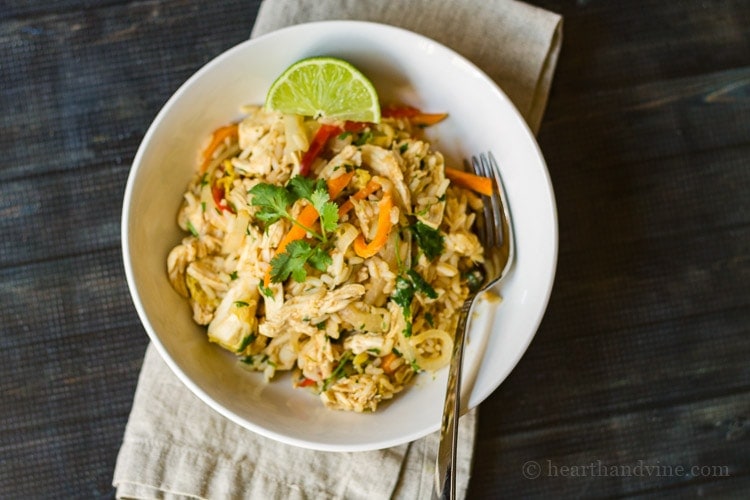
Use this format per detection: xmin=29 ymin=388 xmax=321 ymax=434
xmin=412 ymin=221 xmax=445 ymax=260
xmin=300 ymin=123 xmax=341 ymax=176
xmin=338 ymin=178 xmax=381 ymax=217
xmin=269 ymin=240 xmax=332 ymax=283
xmin=352 ymin=192 xmax=394 ymax=258
xmin=444 ymin=167 xmax=494 ymax=196
xmin=264 ymin=172 xmax=354 ymax=285
xmin=200 ymin=123 xmax=238 ymax=173
xmin=381 ymin=105 xmax=448 ymax=126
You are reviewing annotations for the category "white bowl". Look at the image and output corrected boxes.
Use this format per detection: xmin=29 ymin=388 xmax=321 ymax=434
xmin=122 ymin=20 xmax=557 ymax=452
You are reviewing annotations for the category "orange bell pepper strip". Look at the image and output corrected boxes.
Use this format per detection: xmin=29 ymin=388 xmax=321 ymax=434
xmin=326 ymin=171 xmax=356 ymax=198
xmin=338 ymin=178 xmax=382 ymax=217
xmin=381 ymin=105 xmax=448 ymax=126
xmin=444 ymin=167 xmax=494 ymax=196
xmin=200 ymin=123 xmax=238 ymax=173
xmin=353 ymin=192 xmax=394 ymax=258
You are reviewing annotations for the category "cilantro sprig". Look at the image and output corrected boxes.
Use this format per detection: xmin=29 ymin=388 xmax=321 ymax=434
xmin=249 ymin=176 xmax=339 ymax=243
xmin=269 ymin=240 xmax=332 ymax=283
xmin=249 ymin=175 xmax=340 ymax=284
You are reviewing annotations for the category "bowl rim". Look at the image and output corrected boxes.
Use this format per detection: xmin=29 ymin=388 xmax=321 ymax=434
xmin=121 ymin=19 xmax=558 ymax=451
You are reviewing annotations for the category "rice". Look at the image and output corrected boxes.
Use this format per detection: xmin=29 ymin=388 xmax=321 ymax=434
xmin=166 ymin=106 xmax=484 ymax=412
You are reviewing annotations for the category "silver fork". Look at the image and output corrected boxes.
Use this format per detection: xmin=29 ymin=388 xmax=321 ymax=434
xmin=433 ymin=152 xmax=515 ymax=499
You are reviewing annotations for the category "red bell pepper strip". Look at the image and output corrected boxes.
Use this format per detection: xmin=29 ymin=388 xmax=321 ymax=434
xmin=342 ymin=120 xmax=369 ymax=132
xmin=298 ymin=121 xmax=373 ymax=176
xmin=297 ymin=377 xmax=317 ymax=388
xmin=211 ymin=184 xmax=235 ymax=214
xmin=299 ymin=124 xmax=342 ymax=176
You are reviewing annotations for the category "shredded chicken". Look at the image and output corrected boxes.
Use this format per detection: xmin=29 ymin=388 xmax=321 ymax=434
xmin=167 ymin=107 xmax=485 ymax=412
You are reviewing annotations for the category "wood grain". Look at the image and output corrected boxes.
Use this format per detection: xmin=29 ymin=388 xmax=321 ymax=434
xmin=0 ymin=0 xmax=748 ymax=498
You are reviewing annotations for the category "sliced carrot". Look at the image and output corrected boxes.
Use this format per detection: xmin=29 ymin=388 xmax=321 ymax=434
xmin=444 ymin=167 xmax=494 ymax=196
xmin=353 ymin=192 xmax=394 ymax=258
xmin=200 ymin=123 xmax=238 ymax=173
xmin=338 ymin=179 xmax=381 ymax=217
xmin=276 ymin=205 xmax=320 ymax=253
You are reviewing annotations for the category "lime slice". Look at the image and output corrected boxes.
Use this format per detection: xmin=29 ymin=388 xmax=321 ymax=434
xmin=265 ymin=57 xmax=381 ymax=123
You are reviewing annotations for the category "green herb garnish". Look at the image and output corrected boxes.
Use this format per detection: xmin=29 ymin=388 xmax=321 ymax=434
xmin=186 ymin=220 xmax=199 ymax=237
xmin=323 ymin=351 xmax=353 ymax=390
xmin=269 ymin=240 xmax=332 ymax=283
xmin=412 ymin=221 xmax=444 ymax=260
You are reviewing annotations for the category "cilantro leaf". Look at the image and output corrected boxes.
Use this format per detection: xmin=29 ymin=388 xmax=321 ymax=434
xmin=307 ymin=185 xmax=339 ymax=236
xmin=249 ymin=183 xmax=294 ymax=224
xmin=269 ymin=240 xmax=331 ymax=283
xmin=287 ymin=175 xmax=324 ymax=201
xmin=307 ymin=245 xmax=333 ymax=272
xmin=269 ymin=240 xmax=310 ymax=283
xmin=391 ymin=270 xmax=438 ymax=337
xmin=287 ymin=176 xmax=339 ymax=240
xmin=308 ymin=189 xmax=330 ymax=213
xmin=412 ymin=221 xmax=445 ymax=260
xmin=318 ymin=200 xmax=340 ymax=234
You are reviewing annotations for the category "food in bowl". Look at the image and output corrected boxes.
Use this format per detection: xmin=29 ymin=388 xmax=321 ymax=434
xmin=123 ymin=22 xmax=557 ymax=449
xmin=166 ymin=83 xmax=491 ymax=412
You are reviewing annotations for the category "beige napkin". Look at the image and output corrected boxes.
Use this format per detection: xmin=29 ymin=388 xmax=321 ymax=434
xmin=113 ymin=1 xmax=561 ymax=498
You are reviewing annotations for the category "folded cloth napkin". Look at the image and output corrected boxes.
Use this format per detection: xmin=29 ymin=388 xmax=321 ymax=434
xmin=113 ymin=1 xmax=561 ymax=498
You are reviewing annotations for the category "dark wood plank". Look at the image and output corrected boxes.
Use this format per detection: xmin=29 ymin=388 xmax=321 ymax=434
xmin=0 ymin=164 xmax=125 ymax=268
xmin=0 ymin=248 xmax=148 ymax=498
xmin=534 ymin=0 xmax=750 ymax=92
xmin=469 ymin=391 xmax=750 ymax=498
xmin=539 ymin=67 xmax=750 ymax=171
xmin=0 ymin=0 xmax=261 ymax=182
xmin=485 ymin=305 xmax=750 ymax=432
xmin=1 ymin=0 xmax=750 ymax=498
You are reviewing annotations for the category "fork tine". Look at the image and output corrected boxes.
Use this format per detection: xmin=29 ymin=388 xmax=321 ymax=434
xmin=466 ymin=157 xmax=490 ymax=247
xmin=486 ymin=151 xmax=514 ymax=279
xmin=469 ymin=156 xmax=492 ymax=248
xmin=470 ymin=153 xmax=502 ymax=249
xmin=485 ymin=152 xmax=505 ymax=249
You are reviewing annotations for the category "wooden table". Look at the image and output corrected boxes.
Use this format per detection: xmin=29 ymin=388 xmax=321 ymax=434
xmin=2 ymin=1 xmax=748 ymax=497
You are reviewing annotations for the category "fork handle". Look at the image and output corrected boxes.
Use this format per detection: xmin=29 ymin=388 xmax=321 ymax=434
xmin=433 ymin=299 xmax=473 ymax=500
